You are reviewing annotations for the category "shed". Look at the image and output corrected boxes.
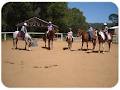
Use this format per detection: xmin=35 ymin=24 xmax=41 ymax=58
xmin=16 ymin=17 xmax=58 ymax=32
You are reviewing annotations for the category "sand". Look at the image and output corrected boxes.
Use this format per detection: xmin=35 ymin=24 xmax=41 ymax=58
xmin=1 ymin=39 xmax=118 ymax=87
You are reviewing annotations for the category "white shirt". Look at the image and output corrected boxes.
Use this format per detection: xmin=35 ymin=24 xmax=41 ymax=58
xmin=67 ymin=31 xmax=73 ymax=37
xmin=48 ymin=25 xmax=53 ymax=31
xmin=21 ymin=26 xmax=27 ymax=33
xmin=88 ymin=27 xmax=93 ymax=32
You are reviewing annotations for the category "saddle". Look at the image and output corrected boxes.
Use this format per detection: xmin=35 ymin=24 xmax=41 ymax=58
xmin=88 ymin=32 xmax=93 ymax=41
xmin=47 ymin=30 xmax=54 ymax=39
xmin=66 ymin=36 xmax=73 ymax=42
xmin=17 ymin=31 xmax=25 ymax=39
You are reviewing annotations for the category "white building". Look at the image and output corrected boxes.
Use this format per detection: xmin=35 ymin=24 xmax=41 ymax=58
xmin=109 ymin=26 xmax=118 ymax=43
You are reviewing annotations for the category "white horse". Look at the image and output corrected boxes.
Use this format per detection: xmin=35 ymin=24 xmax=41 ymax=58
xmin=13 ymin=31 xmax=33 ymax=51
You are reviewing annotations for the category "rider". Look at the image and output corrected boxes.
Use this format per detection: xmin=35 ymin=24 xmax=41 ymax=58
xmin=103 ymin=22 xmax=111 ymax=40
xmin=66 ymin=28 xmax=73 ymax=42
xmin=47 ymin=21 xmax=53 ymax=34
xmin=88 ymin=26 xmax=93 ymax=41
xmin=21 ymin=22 xmax=27 ymax=39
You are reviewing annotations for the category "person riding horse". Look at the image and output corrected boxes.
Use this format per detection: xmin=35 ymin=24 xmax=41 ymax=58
xmin=66 ymin=28 xmax=73 ymax=42
xmin=20 ymin=22 xmax=28 ymax=39
xmin=47 ymin=21 xmax=54 ymax=37
xmin=87 ymin=26 xmax=94 ymax=41
xmin=99 ymin=23 xmax=111 ymax=41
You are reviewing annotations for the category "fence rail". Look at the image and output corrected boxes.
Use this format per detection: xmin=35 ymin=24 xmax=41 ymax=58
xmin=1 ymin=32 xmax=118 ymax=43
xmin=1 ymin=32 xmax=63 ymax=41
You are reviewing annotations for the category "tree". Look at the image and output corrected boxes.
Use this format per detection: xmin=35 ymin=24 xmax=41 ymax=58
xmin=109 ymin=13 xmax=118 ymax=26
xmin=64 ymin=8 xmax=88 ymax=33
xmin=2 ymin=2 xmax=88 ymax=34
xmin=2 ymin=2 xmax=34 ymax=31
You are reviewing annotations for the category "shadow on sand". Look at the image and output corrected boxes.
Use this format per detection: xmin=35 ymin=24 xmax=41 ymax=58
xmin=12 ymin=48 xmax=30 ymax=51
xmin=78 ymin=48 xmax=93 ymax=51
xmin=63 ymin=47 xmax=68 ymax=50
xmin=41 ymin=46 xmax=50 ymax=50
xmin=86 ymin=50 xmax=109 ymax=54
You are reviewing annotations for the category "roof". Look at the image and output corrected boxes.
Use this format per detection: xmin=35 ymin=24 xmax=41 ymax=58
xmin=16 ymin=17 xmax=58 ymax=29
xmin=109 ymin=26 xmax=118 ymax=29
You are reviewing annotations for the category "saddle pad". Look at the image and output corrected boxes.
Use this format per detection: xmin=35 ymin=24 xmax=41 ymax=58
xmin=99 ymin=31 xmax=105 ymax=40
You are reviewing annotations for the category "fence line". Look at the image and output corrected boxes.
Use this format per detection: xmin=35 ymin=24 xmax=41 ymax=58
xmin=1 ymin=32 xmax=118 ymax=43
xmin=1 ymin=32 xmax=63 ymax=41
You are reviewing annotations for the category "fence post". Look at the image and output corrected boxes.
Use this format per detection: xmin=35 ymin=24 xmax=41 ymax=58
xmin=4 ymin=33 xmax=6 ymax=40
xmin=61 ymin=33 xmax=63 ymax=41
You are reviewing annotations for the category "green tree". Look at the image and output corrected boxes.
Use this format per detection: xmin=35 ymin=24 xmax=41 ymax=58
xmin=2 ymin=2 xmax=34 ymax=31
xmin=64 ymin=8 xmax=88 ymax=33
xmin=109 ymin=13 xmax=118 ymax=26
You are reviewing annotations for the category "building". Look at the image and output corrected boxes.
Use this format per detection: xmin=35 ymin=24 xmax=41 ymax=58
xmin=16 ymin=17 xmax=58 ymax=32
xmin=109 ymin=26 xmax=118 ymax=43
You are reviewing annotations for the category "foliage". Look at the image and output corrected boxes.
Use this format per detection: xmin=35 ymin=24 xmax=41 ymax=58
xmin=2 ymin=2 xmax=89 ymax=33
xmin=109 ymin=13 xmax=118 ymax=26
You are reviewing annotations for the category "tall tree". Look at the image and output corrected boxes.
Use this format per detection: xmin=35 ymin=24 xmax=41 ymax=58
xmin=2 ymin=2 xmax=34 ymax=31
xmin=64 ymin=8 xmax=88 ymax=33
xmin=109 ymin=13 xmax=118 ymax=26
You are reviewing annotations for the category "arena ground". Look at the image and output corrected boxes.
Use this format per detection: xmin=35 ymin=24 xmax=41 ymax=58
xmin=1 ymin=39 xmax=118 ymax=87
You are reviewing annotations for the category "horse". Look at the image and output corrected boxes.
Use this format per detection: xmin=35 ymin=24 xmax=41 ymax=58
xmin=13 ymin=31 xmax=33 ymax=51
xmin=43 ymin=32 xmax=47 ymax=47
xmin=77 ymin=29 xmax=97 ymax=51
xmin=97 ymin=30 xmax=113 ymax=53
xmin=66 ymin=36 xmax=73 ymax=50
xmin=43 ymin=30 xmax=55 ymax=50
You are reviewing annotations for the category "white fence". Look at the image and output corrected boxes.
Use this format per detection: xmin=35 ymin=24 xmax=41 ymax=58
xmin=1 ymin=32 xmax=63 ymax=41
xmin=1 ymin=32 xmax=118 ymax=43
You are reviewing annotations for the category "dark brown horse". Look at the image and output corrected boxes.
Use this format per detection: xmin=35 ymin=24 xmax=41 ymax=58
xmin=77 ymin=29 xmax=97 ymax=50
xmin=43 ymin=30 xmax=55 ymax=50
xmin=97 ymin=30 xmax=113 ymax=53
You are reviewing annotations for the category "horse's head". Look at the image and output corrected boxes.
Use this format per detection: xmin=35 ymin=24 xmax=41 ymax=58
xmin=25 ymin=34 xmax=33 ymax=47
xmin=77 ymin=30 xmax=83 ymax=37
xmin=27 ymin=38 xmax=33 ymax=47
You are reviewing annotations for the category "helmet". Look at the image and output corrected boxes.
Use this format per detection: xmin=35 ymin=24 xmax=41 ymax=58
xmin=104 ymin=23 xmax=107 ymax=26
xmin=69 ymin=28 xmax=72 ymax=30
xmin=49 ymin=21 xmax=52 ymax=24
xmin=24 ymin=22 xmax=27 ymax=26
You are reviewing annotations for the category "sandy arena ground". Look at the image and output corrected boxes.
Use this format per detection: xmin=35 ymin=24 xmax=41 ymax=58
xmin=1 ymin=39 xmax=118 ymax=87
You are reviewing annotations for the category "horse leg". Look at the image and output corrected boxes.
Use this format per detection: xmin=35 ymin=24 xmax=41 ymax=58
xmin=67 ymin=40 xmax=71 ymax=50
xmin=108 ymin=41 xmax=111 ymax=52
xmin=81 ymin=41 xmax=84 ymax=50
xmin=99 ymin=42 xmax=101 ymax=53
xmin=51 ymin=39 xmax=53 ymax=50
xmin=13 ymin=38 xmax=15 ymax=49
xmin=102 ymin=42 xmax=105 ymax=53
xmin=48 ymin=39 xmax=50 ymax=50
xmin=68 ymin=41 xmax=70 ymax=50
xmin=45 ymin=40 xmax=46 ymax=47
xmin=15 ymin=39 xmax=18 ymax=49
xmin=70 ymin=42 xmax=72 ymax=50
xmin=86 ymin=42 xmax=88 ymax=50
xmin=92 ymin=39 xmax=96 ymax=50
xmin=92 ymin=40 xmax=95 ymax=50
xmin=25 ymin=40 xmax=27 ymax=50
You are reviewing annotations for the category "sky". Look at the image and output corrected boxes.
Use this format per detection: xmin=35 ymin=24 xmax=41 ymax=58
xmin=68 ymin=2 xmax=118 ymax=23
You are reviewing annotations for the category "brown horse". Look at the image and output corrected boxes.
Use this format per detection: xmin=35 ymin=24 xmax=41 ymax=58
xmin=97 ymin=30 xmax=113 ymax=53
xmin=43 ymin=30 xmax=55 ymax=50
xmin=77 ymin=29 xmax=97 ymax=50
